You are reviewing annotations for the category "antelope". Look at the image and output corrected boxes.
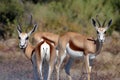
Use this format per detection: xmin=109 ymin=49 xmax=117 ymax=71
xmin=18 ymin=14 xmax=59 ymax=48
xmin=17 ymin=24 xmax=57 ymax=80
xmin=56 ymin=17 xmax=112 ymax=80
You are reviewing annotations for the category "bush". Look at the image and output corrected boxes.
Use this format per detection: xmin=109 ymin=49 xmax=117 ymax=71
xmin=32 ymin=0 xmax=118 ymax=35
xmin=0 ymin=0 xmax=24 ymax=24
xmin=0 ymin=0 xmax=120 ymax=39
xmin=0 ymin=0 xmax=24 ymax=39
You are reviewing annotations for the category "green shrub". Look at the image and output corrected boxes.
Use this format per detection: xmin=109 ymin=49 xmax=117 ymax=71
xmin=0 ymin=0 xmax=120 ymax=38
xmin=0 ymin=0 xmax=24 ymax=39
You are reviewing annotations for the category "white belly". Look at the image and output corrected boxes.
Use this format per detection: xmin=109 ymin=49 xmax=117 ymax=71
xmin=40 ymin=42 xmax=50 ymax=61
xmin=66 ymin=43 xmax=83 ymax=58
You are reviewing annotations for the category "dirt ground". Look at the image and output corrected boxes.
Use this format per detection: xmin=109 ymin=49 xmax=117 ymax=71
xmin=0 ymin=50 xmax=119 ymax=80
xmin=0 ymin=38 xmax=120 ymax=80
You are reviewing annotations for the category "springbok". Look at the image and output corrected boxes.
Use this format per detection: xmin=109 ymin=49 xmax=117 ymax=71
xmin=17 ymin=24 xmax=57 ymax=80
xmin=56 ymin=17 xmax=112 ymax=80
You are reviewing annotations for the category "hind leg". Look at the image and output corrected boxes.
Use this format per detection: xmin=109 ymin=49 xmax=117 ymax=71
xmin=39 ymin=61 xmax=43 ymax=80
xmin=31 ymin=53 xmax=40 ymax=80
xmin=64 ymin=57 xmax=74 ymax=80
xmin=47 ymin=63 xmax=54 ymax=80
xmin=84 ymin=55 xmax=91 ymax=80
xmin=56 ymin=50 xmax=67 ymax=80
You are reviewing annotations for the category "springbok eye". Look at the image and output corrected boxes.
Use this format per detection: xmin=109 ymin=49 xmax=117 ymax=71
xmin=97 ymin=31 xmax=99 ymax=34
xmin=104 ymin=31 xmax=106 ymax=34
xmin=18 ymin=36 xmax=21 ymax=39
xmin=26 ymin=37 xmax=29 ymax=40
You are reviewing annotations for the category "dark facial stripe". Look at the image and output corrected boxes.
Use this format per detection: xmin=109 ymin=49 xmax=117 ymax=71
xmin=26 ymin=37 xmax=29 ymax=40
xmin=18 ymin=36 xmax=21 ymax=39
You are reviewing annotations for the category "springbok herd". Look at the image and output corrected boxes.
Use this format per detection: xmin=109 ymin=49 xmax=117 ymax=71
xmin=17 ymin=15 xmax=112 ymax=80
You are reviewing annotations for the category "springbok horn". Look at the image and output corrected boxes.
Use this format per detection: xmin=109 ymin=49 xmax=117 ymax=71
xmin=96 ymin=15 xmax=101 ymax=27
xmin=102 ymin=19 xmax=106 ymax=27
xmin=17 ymin=18 xmax=22 ymax=31
xmin=29 ymin=14 xmax=33 ymax=26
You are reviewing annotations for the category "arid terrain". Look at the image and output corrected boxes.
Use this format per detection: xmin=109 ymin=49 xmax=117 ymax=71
xmin=0 ymin=32 xmax=120 ymax=80
xmin=0 ymin=0 xmax=120 ymax=80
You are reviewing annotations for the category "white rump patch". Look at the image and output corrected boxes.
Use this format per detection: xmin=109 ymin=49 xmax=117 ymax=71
xmin=40 ymin=42 xmax=50 ymax=61
xmin=66 ymin=43 xmax=83 ymax=58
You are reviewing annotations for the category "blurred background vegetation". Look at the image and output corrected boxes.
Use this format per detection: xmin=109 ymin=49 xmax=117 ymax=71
xmin=0 ymin=0 xmax=120 ymax=39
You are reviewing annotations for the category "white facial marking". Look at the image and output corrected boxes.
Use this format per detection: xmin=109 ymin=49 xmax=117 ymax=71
xmin=40 ymin=42 xmax=50 ymax=61
xmin=97 ymin=28 xmax=106 ymax=42
xmin=19 ymin=33 xmax=29 ymax=49
xmin=66 ymin=43 xmax=83 ymax=58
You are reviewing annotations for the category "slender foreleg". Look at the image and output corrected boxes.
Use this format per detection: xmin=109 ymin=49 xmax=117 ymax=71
xmin=31 ymin=53 xmax=40 ymax=80
xmin=84 ymin=55 xmax=91 ymax=80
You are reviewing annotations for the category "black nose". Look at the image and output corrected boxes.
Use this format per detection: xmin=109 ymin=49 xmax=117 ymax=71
xmin=100 ymin=40 xmax=104 ymax=43
xmin=20 ymin=45 xmax=24 ymax=49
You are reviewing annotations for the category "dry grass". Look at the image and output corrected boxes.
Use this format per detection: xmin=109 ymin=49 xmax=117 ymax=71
xmin=104 ymin=31 xmax=120 ymax=55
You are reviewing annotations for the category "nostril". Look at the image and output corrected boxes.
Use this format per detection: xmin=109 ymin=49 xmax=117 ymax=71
xmin=101 ymin=40 xmax=104 ymax=43
xmin=20 ymin=45 xmax=24 ymax=48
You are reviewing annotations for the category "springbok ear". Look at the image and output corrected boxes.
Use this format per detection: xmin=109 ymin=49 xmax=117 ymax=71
xmin=108 ymin=19 xmax=112 ymax=27
xmin=91 ymin=18 xmax=98 ymax=30
xmin=17 ymin=25 xmax=22 ymax=34
xmin=106 ymin=19 xmax=112 ymax=30
xmin=28 ymin=24 xmax=38 ymax=36
xmin=91 ymin=18 xmax=96 ymax=27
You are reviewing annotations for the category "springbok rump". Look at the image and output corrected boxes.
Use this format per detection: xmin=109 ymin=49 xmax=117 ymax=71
xmin=17 ymin=24 xmax=57 ymax=80
xmin=56 ymin=16 xmax=112 ymax=80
